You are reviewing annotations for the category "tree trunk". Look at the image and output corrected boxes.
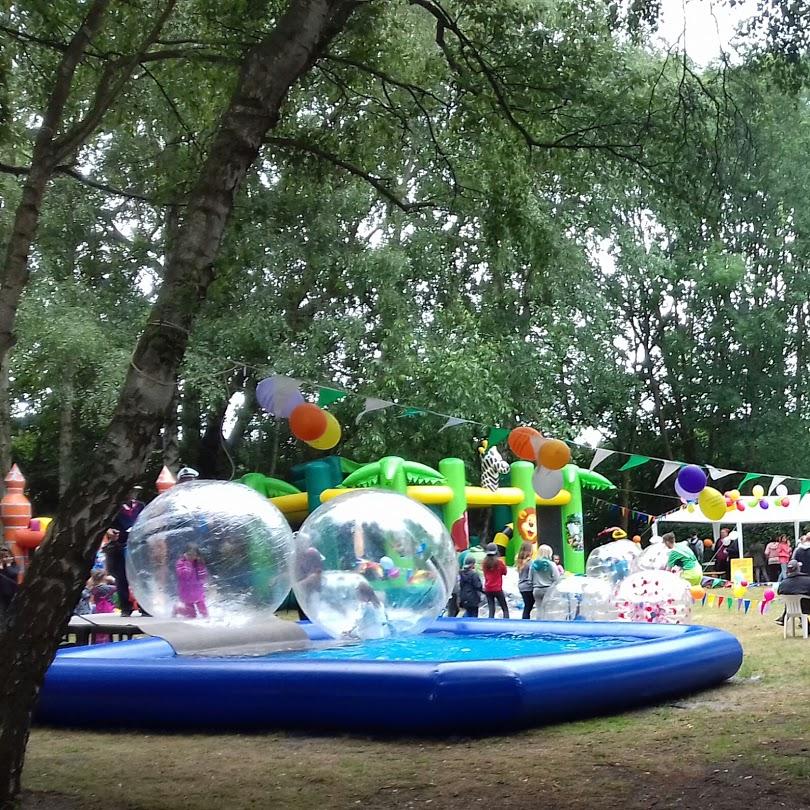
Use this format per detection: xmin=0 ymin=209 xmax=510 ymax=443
xmin=162 ymin=386 xmax=180 ymax=471
xmin=57 ymin=371 xmax=75 ymax=497
xmin=0 ymin=2 xmax=359 ymax=804
xmin=0 ymin=353 xmax=11 ymax=506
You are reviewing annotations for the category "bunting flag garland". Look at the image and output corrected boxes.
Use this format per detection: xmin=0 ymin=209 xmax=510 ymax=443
xmin=253 ymin=374 xmax=810 ymax=496
xmin=738 ymin=472 xmax=762 ymax=489
xmin=317 ymin=387 xmax=347 ymax=407
xmin=618 ymin=454 xmax=651 ymax=472
xmin=655 ymin=460 xmax=681 ymax=488
xmin=589 ymin=448 xmax=614 ymax=470
xmin=355 ymin=397 xmax=394 ymax=424
xmin=744 ymin=600 xmax=750 ymax=614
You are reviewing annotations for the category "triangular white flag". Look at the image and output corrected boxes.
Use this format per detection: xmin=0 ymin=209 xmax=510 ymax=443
xmin=439 ymin=416 xmax=468 ymax=432
xmin=768 ymin=475 xmax=786 ymax=495
xmin=590 ymin=448 xmax=614 ymax=470
xmin=355 ymin=398 xmax=393 ymax=424
xmin=655 ymin=460 xmax=681 ymax=489
xmin=707 ymin=465 xmax=735 ymax=481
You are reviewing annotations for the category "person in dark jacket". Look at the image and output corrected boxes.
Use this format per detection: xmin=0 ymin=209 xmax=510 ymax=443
xmin=0 ymin=546 xmax=20 ymax=617
xmin=792 ymin=535 xmax=810 ymax=576
xmin=775 ymin=560 xmax=810 ymax=625
xmin=458 ymin=557 xmax=483 ymax=618
xmin=106 ymin=486 xmax=145 ymax=616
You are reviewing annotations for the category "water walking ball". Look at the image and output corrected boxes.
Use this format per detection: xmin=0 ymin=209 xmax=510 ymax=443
xmin=291 ymin=490 xmax=457 ymax=640
xmin=539 ymin=576 xmax=617 ymax=621
xmin=586 ymin=539 xmax=641 ymax=586
xmin=612 ymin=570 xmax=692 ymax=624
xmin=289 ymin=402 xmax=327 ymax=442
xmin=126 ymin=481 xmax=293 ymax=625
xmin=677 ymin=465 xmax=707 ymax=495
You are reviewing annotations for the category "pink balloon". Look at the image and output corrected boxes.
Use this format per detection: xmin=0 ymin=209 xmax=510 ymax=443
xmin=763 ymin=589 xmax=775 ymax=602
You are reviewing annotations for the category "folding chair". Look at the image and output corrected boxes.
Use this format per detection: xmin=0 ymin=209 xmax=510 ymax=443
xmin=781 ymin=595 xmax=810 ymax=639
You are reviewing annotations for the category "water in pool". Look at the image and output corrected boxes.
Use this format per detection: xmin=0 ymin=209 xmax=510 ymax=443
xmin=266 ymin=631 xmax=645 ymax=662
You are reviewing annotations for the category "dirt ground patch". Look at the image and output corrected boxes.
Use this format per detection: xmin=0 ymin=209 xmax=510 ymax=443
xmin=22 ymin=608 xmax=810 ymax=809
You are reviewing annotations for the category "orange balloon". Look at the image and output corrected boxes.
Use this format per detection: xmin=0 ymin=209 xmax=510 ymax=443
xmin=289 ymin=403 xmax=327 ymax=441
xmin=690 ymin=585 xmax=706 ymax=601
xmin=508 ymin=427 xmax=544 ymax=461
xmin=632 ymin=535 xmax=641 ymax=544
xmin=537 ymin=438 xmax=571 ymax=470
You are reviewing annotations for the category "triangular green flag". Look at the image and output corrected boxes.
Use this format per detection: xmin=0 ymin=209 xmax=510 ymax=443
xmin=487 ymin=427 xmax=510 ymax=446
xmin=726 ymin=597 xmax=733 ymax=610
xmin=402 ymin=407 xmax=424 ymax=417
xmin=800 ymin=480 xmax=810 ymax=498
xmin=618 ymin=454 xmax=651 ymax=472
xmin=317 ymin=387 xmax=347 ymax=407
xmin=739 ymin=472 xmax=761 ymax=489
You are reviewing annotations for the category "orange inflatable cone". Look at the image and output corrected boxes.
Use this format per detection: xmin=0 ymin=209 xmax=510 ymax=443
xmin=2 ymin=464 xmax=32 ymax=578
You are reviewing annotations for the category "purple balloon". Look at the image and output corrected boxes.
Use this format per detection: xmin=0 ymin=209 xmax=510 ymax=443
xmin=677 ymin=464 xmax=707 ymax=494
xmin=674 ymin=479 xmax=701 ymax=501
xmin=760 ymin=499 xmax=769 ymax=509
xmin=256 ymin=375 xmax=303 ymax=416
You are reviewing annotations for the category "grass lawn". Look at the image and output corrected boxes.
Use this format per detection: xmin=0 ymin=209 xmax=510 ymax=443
xmin=21 ymin=606 xmax=810 ymax=809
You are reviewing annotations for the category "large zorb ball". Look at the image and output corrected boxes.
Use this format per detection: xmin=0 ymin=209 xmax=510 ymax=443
xmin=539 ymin=576 xmax=617 ymax=621
xmin=126 ymin=481 xmax=293 ymax=625
xmin=291 ymin=490 xmax=457 ymax=639
xmin=638 ymin=541 xmax=670 ymax=571
xmin=586 ymin=540 xmax=641 ymax=586
xmin=612 ymin=570 xmax=692 ymax=624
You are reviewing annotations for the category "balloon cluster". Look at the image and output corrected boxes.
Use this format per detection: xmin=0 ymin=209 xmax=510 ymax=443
xmin=675 ymin=465 xmax=725 ymax=521
xmin=256 ymin=376 xmax=342 ymax=450
xmin=507 ymin=427 xmax=571 ymax=499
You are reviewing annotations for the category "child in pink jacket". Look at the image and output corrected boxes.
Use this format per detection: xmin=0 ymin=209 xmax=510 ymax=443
xmin=173 ymin=544 xmax=209 ymax=619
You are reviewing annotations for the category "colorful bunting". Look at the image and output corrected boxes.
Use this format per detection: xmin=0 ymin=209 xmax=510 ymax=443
xmin=743 ymin=600 xmax=750 ymax=614
xmin=801 ymin=480 xmax=810 ymax=498
xmin=768 ymin=475 xmax=788 ymax=495
xmin=589 ymin=448 xmax=614 ymax=470
xmin=355 ymin=398 xmax=394 ymax=424
xmin=706 ymin=465 xmax=735 ymax=481
xmin=317 ymin=387 xmax=347 ymax=407
xmin=655 ymin=460 xmax=681 ymax=489
xmin=738 ymin=472 xmax=762 ymax=489
xmin=618 ymin=454 xmax=651 ymax=472
xmin=439 ymin=416 xmax=468 ymax=432
xmin=487 ymin=427 xmax=511 ymax=446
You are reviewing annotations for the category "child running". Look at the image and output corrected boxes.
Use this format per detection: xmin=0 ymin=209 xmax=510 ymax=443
xmin=482 ymin=543 xmax=509 ymax=619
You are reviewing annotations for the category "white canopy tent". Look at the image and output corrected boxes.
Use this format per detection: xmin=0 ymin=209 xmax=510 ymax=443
xmin=655 ymin=494 xmax=810 ymax=557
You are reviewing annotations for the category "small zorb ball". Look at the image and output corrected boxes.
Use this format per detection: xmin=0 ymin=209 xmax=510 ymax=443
xmin=539 ymin=576 xmax=617 ymax=621
xmin=586 ymin=539 xmax=641 ymax=586
xmin=612 ymin=570 xmax=692 ymax=624
xmin=126 ymin=481 xmax=293 ymax=625
xmin=291 ymin=489 xmax=457 ymax=639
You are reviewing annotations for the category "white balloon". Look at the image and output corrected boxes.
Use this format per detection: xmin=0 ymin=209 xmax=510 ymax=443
xmin=532 ymin=466 xmax=564 ymax=499
xmin=776 ymin=484 xmax=789 ymax=497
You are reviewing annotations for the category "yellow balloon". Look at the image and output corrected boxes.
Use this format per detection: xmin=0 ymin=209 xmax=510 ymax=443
xmin=731 ymin=585 xmax=746 ymax=599
xmin=752 ymin=484 xmax=765 ymax=498
xmin=698 ymin=486 xmax=726 ymax=521
xmin=307 ymin=412 xmax=341 ymax=450
xmin=729 ymin=489 xmax=740 ymax=501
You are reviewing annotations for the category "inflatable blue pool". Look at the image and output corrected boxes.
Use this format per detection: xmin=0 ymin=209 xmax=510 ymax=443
xmin=37 ymin=619 xmax=742 ymax=733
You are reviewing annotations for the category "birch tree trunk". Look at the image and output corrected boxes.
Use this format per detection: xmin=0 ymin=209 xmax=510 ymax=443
xmin=0 ymin=2 xmax=359 ymax=804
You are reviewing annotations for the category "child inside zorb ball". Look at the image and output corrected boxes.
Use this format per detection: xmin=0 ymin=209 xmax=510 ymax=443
xmin=126 ymin=481 xmax=293 ymax=625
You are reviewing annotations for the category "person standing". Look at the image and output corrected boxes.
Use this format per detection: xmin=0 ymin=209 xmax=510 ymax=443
xmin=530 ymin=544 xmax=561 ymax=614
xmin=0 ymin=546 xmax=19 ymax=619
xmin=792 ymin=534 xmax=810 ymax=575
xmin=458 ymin=557 xmax=484 ymax=618
xmin=765 ymin=534 xmax=792 ymax=582
xmin=482 ymin=543 xmax=509 ymax=618
xmin=106 ymin=486 xmax=145 ymax=616
xmin=516 ymin=541 xmax=536 ymax=619
xmin=688 ymin=531 xmax=704 ymax=564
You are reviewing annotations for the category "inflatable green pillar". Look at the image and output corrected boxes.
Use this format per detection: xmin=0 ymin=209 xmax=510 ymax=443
xmin=508 ymin=461 xmax=535 ymax=565
xmin=560 ymin=464 xmax=585 ymax=574
xmin=439 ymin=457 xmax=469 ymax=551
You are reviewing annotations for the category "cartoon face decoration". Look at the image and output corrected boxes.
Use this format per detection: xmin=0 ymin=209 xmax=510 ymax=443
xmin=518 ymin=508 xmax=537 ymax=543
